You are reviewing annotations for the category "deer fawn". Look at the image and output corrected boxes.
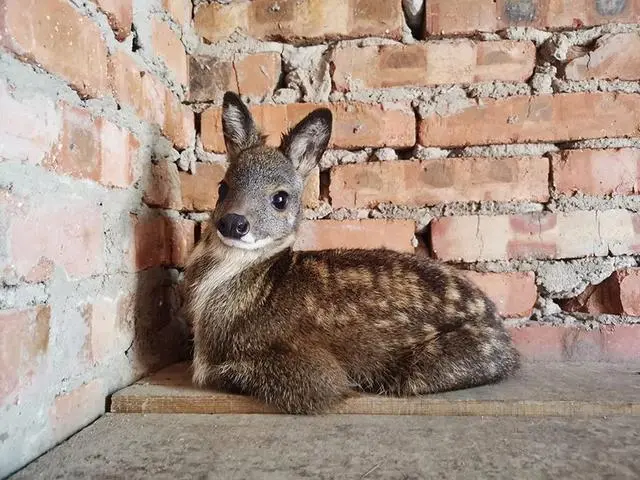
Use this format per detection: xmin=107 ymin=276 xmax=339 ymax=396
xmin=182 ymin=92 xmax=520 ymax=414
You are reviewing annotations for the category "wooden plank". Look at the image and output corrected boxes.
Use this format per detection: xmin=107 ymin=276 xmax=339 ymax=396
xmin=110 ymin=362 xmax=640 ymax=417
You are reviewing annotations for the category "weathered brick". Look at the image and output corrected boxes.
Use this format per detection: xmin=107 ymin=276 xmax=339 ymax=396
xmin=179 ymin=163 xmax=226 ymax=212
xmin=82 ymin=294 xmax=134 ymax=364
xmin=94 ymin=0 xmax=133 ymax=41
xmin=332 ymin=40 xmax=535 ymax=91
xmin=163 ymin=0 xmax=191 ymax=26
xmin=565 ymin=33 xmax=640 ymax=81
xmin=431 ymin=209 xmax=640 ymax=262
xmin=189 ymin=52 xmax=281 ymax=102
xmin=202 ymin=102 xmax=415 ymax=152
xmin=4 ymin=194 xmax=105 ymax=281
xmin=97 ymin=117 xmax=138 ymax=188
xmin=0 ymin=80 xmax=62 ymax=165
xmin=108 ymin=50 xmax=145 ymax=114
xmin=163 ymin=90 xmax=194 ymax=150
xmin=294 ymin=220 xmax=415 ymax=253
xmin=133 ymin=215 xmax=195 ymax=270
xmin=552 ymin=149 xmax=640 ymax=196
xmin=418 ymin=93 xmax=640 ymax=147
xmin=425 ymin=0 xmax=640 ymax=36
xmin=111 ymin=49 xmax=195 ymax=149
xmin=49 ymin=380 xmax=104 ymax=444
xmin=618 ymin=269 xmax=640 ymax=316
xmin=0 ymin=0 xmax=109 ymax=98
xmin=302 ymin=166 xmax=321 ymax=208
xmin=152 ymin=19 xmax=188 ymax=87
xmin=44 ymin=105 xmax=137 ymax=188
xmin=141 ymin=72 xmax=167 ymax=127
xmin=194 ymin=0 xmax=403 ymax=44
xmin=144 ymin=160 xmax=183 ymax=209
xmin=46 ymin=106 xmax=101 ymax=182
xmin=509 ymin=324 xmax=640 ymax=362
xmin=561 ymin=268 xmax=640 ymax=316
xmin=235 ymin=52 xmax=282 ymax=98
xmin=0 ymin=306 xmax=50 ymax=404
xmin=464 ymin=271 xmax=537 ymax=318
xmin=330 ymin=157 xmax=549 ymax=209
xmin=188 ymin=57 xmax=236 ymax=103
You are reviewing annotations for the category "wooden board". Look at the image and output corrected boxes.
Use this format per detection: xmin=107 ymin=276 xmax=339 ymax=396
xmin=110 ymin=362 xmax=640 ymax=417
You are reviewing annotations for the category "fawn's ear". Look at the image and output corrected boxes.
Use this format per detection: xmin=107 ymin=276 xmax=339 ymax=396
xmin=222 ymin=92 xmax=263 ymax=158
xmin=281 ymin=108 xmax=332 ymax=177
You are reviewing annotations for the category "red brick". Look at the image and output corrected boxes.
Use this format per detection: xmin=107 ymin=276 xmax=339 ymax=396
xmin=141 ymin=73 xmax=167 ymax=127
xmin=44 ymin=105 xmax=137 ymax=188
xmin=0 ymin=0 xmax=109 ymax=98
xmin=565 ymin=33 xmax=640 ymax=81
xmin=108 ymin=50 xmax=145 ymax=114
xmin=163 ymin=90 xmax=195 ymax=150
xmin=133 ymin=215 xmax=195 ymax=270
xmin=425 ymin=0 xmax=640 ymax=36
xmin=188 ymin=56 xmax=236 ymax=103
xmin=302 ymin=167 xmax=321 ymax=208
xmin=332 ymin=40 xmax=535 ymax=91
xmin=552 ymin=148 xmax=640 ymax=197
xmin=144 ymin=160 xmax=182 ymax=209
xmin=464 ymin=271 xmax=537 ymax=318
xmin=111 ymin=50 xmax=195 ymax=148
xmin=235 ymin=52 xmax=282 ymax=98
xmin=508 ymin=324 xmax=640 ymax=362
xmin=419 ymin=93 xmax=640 ymax=148
xmin=330 ymin=157 xmax=549 ymax=209
xmin=618 ymin=269 xmax=640 ymax=316
xmin=0 ymin=306 xmax=50 ymax=404
xmin=81 ymin=294 xmax=134 ymax=364
xmin=0 ymin=80 xmax=62 ymax=165
xmin=97 ymin=117 xmax=138 ymax=188
xmin=201 ymin=102 xmax=415 ymax=153
xmin=50 ymin=380 xmax=104 ymax=444
xmin=561 ymin=268 xmax=640 ymax=316
xmin=4 ymin=195 xmax=105 ymax=281
xmin=152 ymin=19 xmax=188 ymax=87
xmin=189 ymin=52 xmax=281 ymax=103
xmin=179 ymin=162 xmax=226 ymax=212
xmin=194 ymin=0 xmax=403 ymax=44
xmin=431 ymin=209 xmax=640 ymax=262
xmin=163 ymin=0 xmax=191 ymax=26
xmin=294 ymin=220 xmax=415 ymax=253
xmin=94 ymin=0 xmax=133 ymax=41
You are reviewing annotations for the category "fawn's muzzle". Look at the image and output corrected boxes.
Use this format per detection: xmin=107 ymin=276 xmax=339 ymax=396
xmin=217 ymin=214 xmax=250 ymax=239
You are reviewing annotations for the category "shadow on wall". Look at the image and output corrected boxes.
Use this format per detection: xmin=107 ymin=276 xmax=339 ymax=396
xmin=130 ymin=169 xmax=196 ymax=374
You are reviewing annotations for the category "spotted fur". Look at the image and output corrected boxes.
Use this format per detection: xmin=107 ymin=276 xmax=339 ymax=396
xmin=182 ymin=92 xmax=520 ymax=414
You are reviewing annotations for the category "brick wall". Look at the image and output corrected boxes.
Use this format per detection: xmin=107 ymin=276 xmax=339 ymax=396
xmin=0 ymin=0 xmax=194 ymax=475
xmin=188 ymin=0 xmax=640 ymax=368
xmin=1 ymin=0 xmax=639 ymax=474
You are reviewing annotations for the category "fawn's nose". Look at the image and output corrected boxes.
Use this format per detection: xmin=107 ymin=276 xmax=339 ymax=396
xmin=217 ymin=214 xmax=250 ymax=239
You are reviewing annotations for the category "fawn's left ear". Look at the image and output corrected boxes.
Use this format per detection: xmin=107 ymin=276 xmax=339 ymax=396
xmin=281 ymin=108 xmax=332 ymax=177
xmin=221 ymin=91 xmax=263 ymax=158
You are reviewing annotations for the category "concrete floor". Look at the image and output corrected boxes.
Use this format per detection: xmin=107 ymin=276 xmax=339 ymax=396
xmin=11 ymin=413 xmax=640 ymax=479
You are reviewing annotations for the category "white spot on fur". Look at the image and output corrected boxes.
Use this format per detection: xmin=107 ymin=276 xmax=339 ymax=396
xmin=217 ymin=230 xmax=274 ymax=250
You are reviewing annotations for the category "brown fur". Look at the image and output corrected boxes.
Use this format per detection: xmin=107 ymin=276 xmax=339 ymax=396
xmin=182 ymin=92 xmax=520 ymax=414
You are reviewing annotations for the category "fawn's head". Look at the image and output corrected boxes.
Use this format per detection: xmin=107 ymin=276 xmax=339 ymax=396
xmin=211 ymin=92 xmax=332 ymax=253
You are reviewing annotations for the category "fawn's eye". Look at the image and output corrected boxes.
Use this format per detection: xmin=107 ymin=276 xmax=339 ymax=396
xmin=217 ymin=181 xmax=229 ymax=203
xmin=271 ymin=191 xmax=289 ymax=211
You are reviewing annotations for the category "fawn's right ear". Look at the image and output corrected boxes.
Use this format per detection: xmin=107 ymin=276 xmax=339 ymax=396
xmin=222 ymin=92 xmax=262 ymax=158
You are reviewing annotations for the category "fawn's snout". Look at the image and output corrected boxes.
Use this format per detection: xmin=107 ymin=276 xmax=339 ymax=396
xmin=217 ymin=213 xmax=250 ymax=239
